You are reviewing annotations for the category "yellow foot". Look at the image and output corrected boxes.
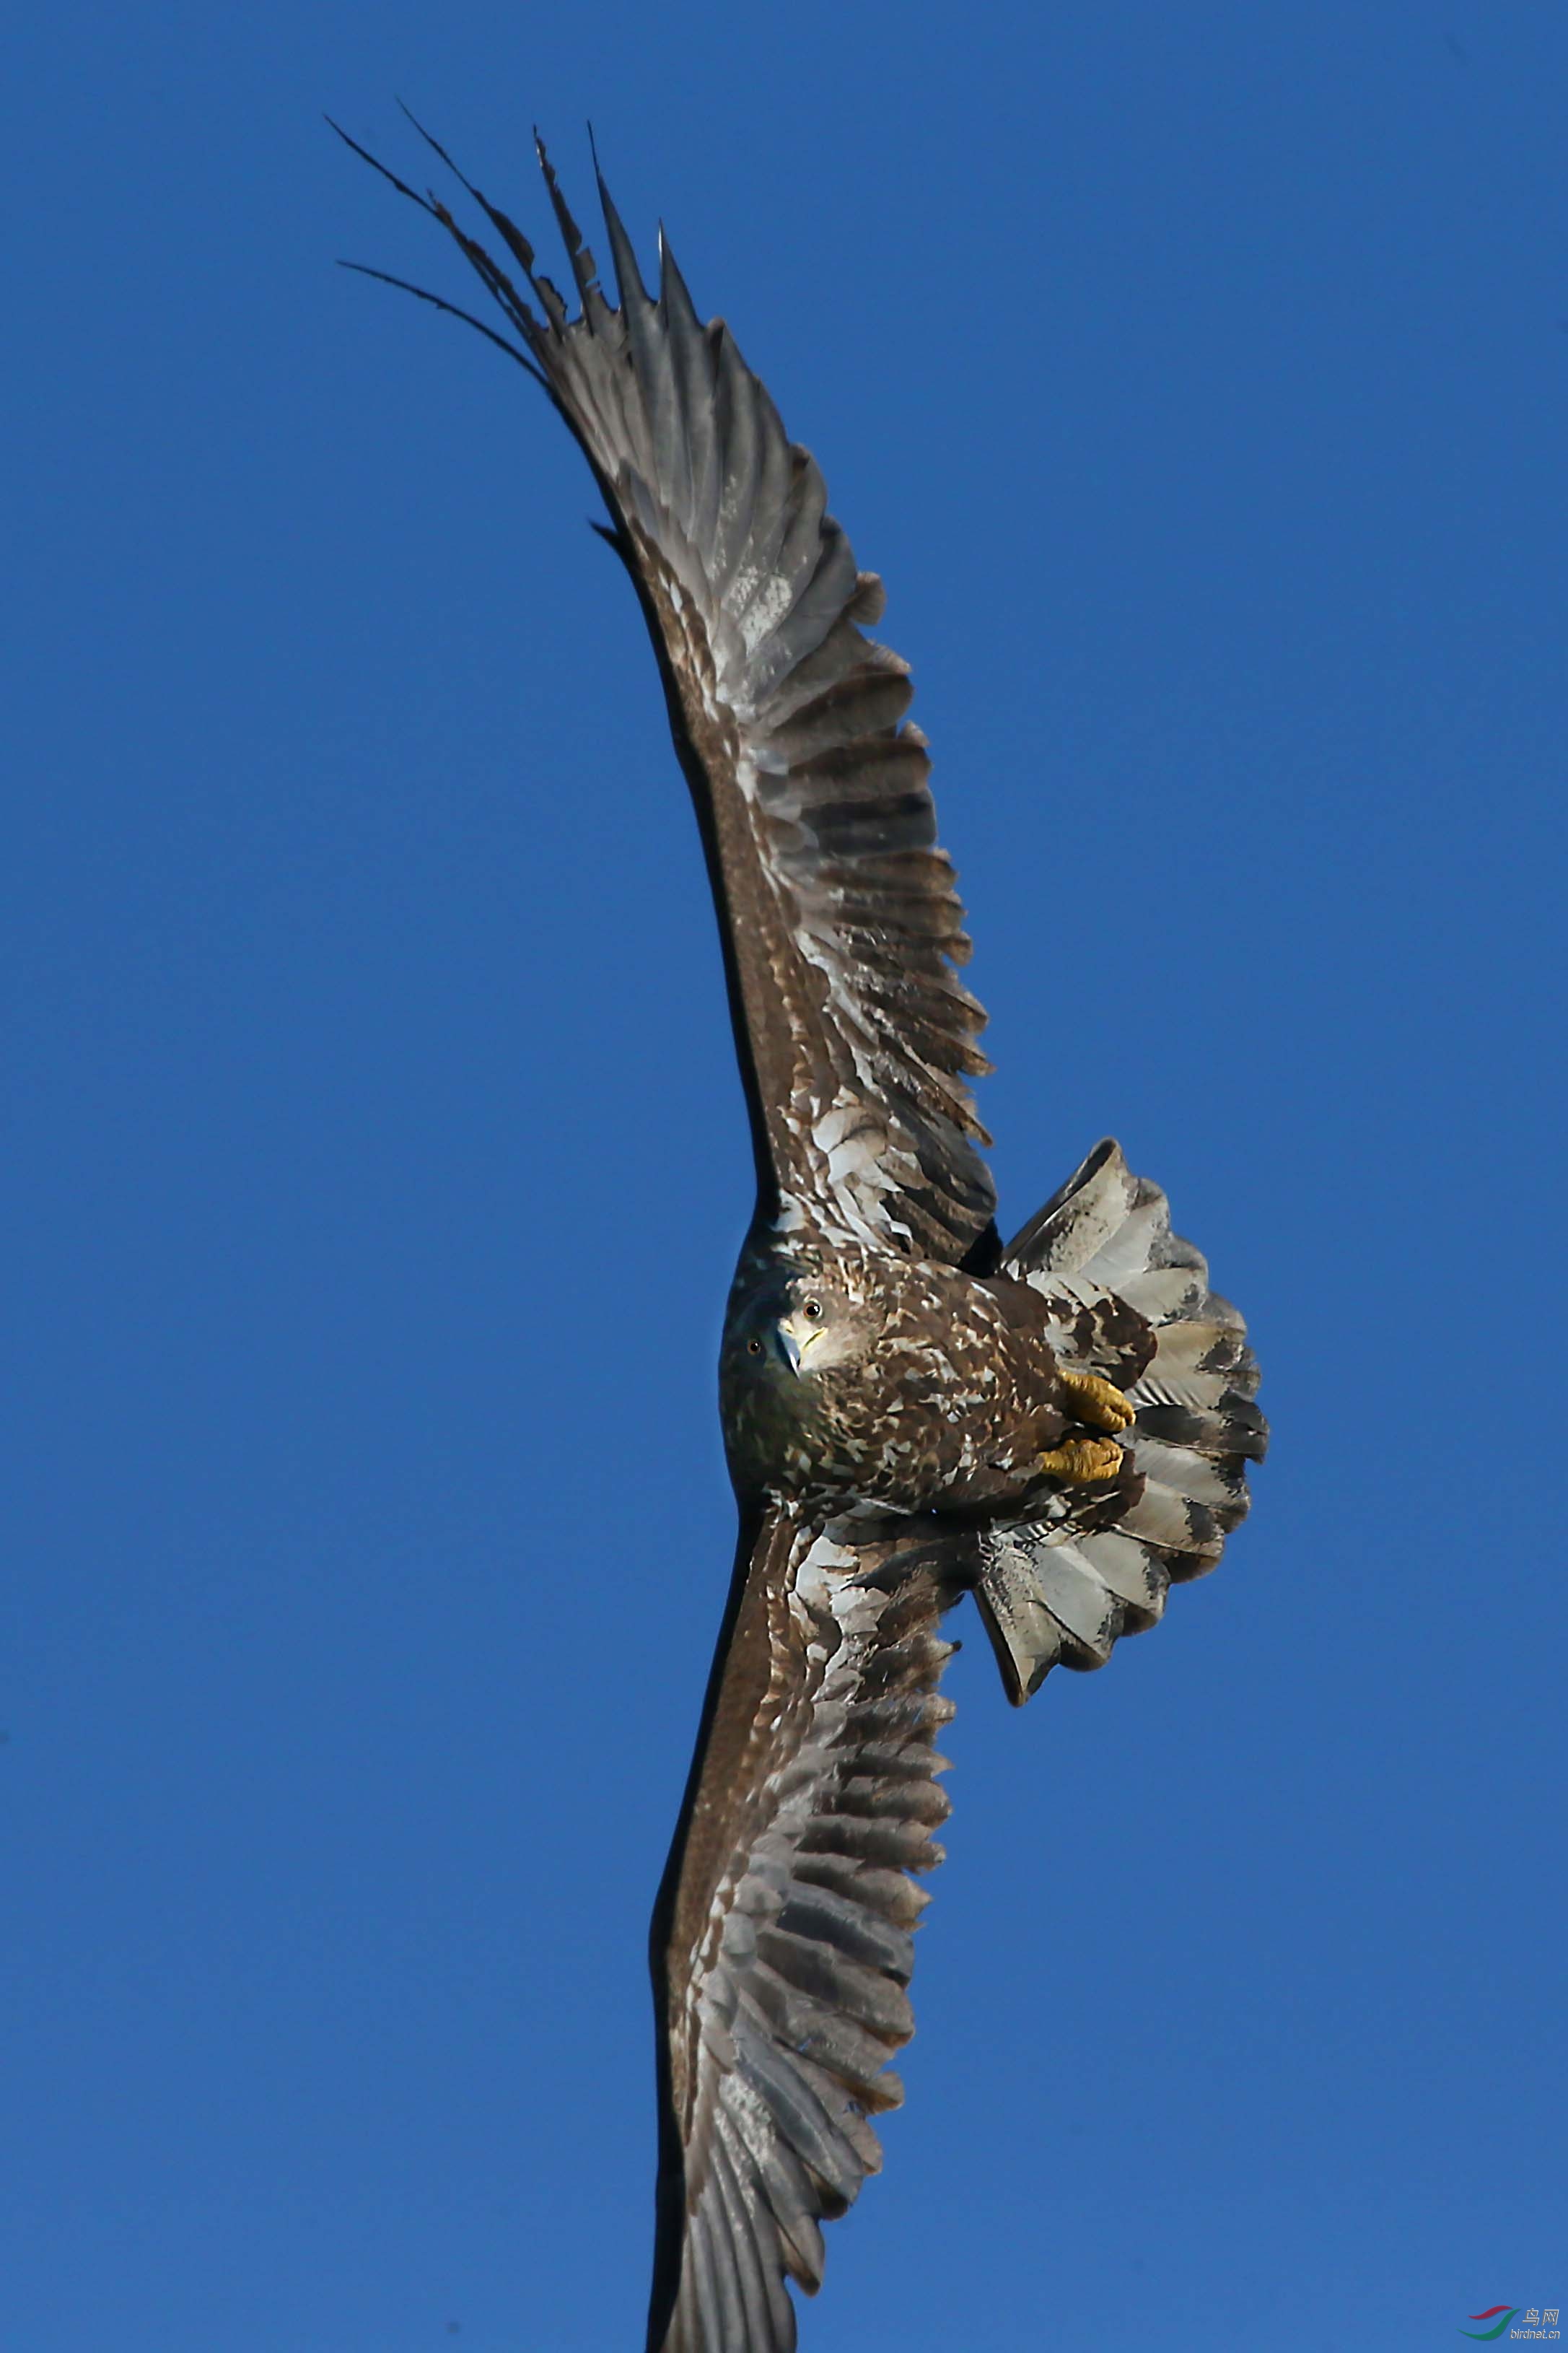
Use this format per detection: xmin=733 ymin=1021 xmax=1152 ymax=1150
xmin=1037 ymin=1436 xmax=1125 ymax=1484
xmin=1057 ymin=1367 xmax=1136 ymax=1433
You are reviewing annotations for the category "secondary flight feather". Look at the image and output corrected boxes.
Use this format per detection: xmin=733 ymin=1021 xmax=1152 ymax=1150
xmin=336 ymin=117 xmax=1266 ymax=2353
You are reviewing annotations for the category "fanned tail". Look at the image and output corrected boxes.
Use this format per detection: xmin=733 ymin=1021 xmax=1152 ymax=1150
xmin=975 ymin=1140 xmax=1266 ymax=1705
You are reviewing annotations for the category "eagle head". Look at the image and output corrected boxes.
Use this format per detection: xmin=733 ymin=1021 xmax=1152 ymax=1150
xmin=737 ymin=1267 xmax=877 ymax=1379
xmin=719 ymin=1255 xmax=888 ymax=1495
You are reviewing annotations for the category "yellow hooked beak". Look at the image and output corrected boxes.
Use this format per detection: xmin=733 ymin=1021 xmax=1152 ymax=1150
xmin=775 ymin=1313 xmax=825 ymax=1376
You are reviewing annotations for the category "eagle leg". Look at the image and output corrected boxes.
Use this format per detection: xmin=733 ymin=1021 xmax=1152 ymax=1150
xmin=1056 ymin=1367 xmax=1136 ymax=1433
xmin=1036 ymin=1435 xmax=1126 ymax=1483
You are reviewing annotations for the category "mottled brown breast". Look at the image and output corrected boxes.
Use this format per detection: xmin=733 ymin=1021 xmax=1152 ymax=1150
xmin=721 ymin=1241 xmax=1077 ymax=1514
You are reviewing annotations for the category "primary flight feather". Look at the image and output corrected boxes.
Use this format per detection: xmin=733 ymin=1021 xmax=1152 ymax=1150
xmin=336 ymin=118 xmax=1266 ymax=2353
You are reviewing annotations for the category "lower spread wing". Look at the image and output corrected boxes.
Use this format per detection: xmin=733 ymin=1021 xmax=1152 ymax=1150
xmin=648 ymin=1509 xmax=971 ymax=2353
xmin=335 ymin=121 xmax=997 ymax=1267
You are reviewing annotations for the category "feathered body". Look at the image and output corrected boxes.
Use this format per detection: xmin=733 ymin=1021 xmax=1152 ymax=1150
xmin=340 ymin=117 xmax=1266 ymax=2353
xmin=722 ymin=1239 xmax=1095 ymax=1511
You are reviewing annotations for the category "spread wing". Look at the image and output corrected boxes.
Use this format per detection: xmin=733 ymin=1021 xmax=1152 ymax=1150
xmin=647 ymin=1507 xmax=970 ymax=2353
xmin=336 ymin=122 xmax=997 ymax=1267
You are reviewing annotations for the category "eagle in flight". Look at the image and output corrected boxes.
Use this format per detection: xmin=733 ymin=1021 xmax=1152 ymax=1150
xmin=338 ymin=117 xmax=1266 ymax=2353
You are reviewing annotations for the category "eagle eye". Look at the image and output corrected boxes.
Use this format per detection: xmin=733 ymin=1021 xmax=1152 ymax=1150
xmin=747 ymin=1336 xmax=762 ymax=1357
xmin=803 ymin=1298 xmax=823 ymax=1321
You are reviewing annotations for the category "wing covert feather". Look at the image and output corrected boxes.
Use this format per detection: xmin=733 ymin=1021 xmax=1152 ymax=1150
xmin=647 ymin=1509 xmax=971 ymax=2352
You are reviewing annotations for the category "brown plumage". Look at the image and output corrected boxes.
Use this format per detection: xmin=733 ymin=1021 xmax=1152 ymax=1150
xmin=720 ymin=1243 xmax=1111 ymax=1512
xmin=337 ymin=118 xmax=1267 ymax=2353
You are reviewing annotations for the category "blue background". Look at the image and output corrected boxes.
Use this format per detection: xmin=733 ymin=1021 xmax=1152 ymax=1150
xmin=6 ymin=4 xmax=1564 ymax=2348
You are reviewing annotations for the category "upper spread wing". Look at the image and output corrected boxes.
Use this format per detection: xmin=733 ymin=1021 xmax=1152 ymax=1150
xmin=647 ymin=1507 xmax=970 ymax=2353
xmin=338 ymin=123 xmax=997 ymax=1266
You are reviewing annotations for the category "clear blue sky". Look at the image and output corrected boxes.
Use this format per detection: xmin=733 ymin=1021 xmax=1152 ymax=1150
xmin=5 ymin=4 xmax=1564 ymax=2349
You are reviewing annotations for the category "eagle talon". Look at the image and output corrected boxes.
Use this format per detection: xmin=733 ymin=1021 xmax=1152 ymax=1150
xmin=1057 ymin=1367 xmax=1136 ymax=1433
xmin=1037 ymin=1435 xmax=1126 ymax=1485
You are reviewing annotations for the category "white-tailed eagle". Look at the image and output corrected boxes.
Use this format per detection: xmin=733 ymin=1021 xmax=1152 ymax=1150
xmin=336 ymin=118 xmax=1266 ymax=2353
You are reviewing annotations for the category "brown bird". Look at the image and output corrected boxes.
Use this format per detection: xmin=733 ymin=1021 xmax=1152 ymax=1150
xmin=336 ymin=116 xmax=1266 ymax=2353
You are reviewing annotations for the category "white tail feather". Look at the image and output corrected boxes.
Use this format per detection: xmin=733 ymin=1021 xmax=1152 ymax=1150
xmin=975 ymin=1140 xmax=1264 ymax=1706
